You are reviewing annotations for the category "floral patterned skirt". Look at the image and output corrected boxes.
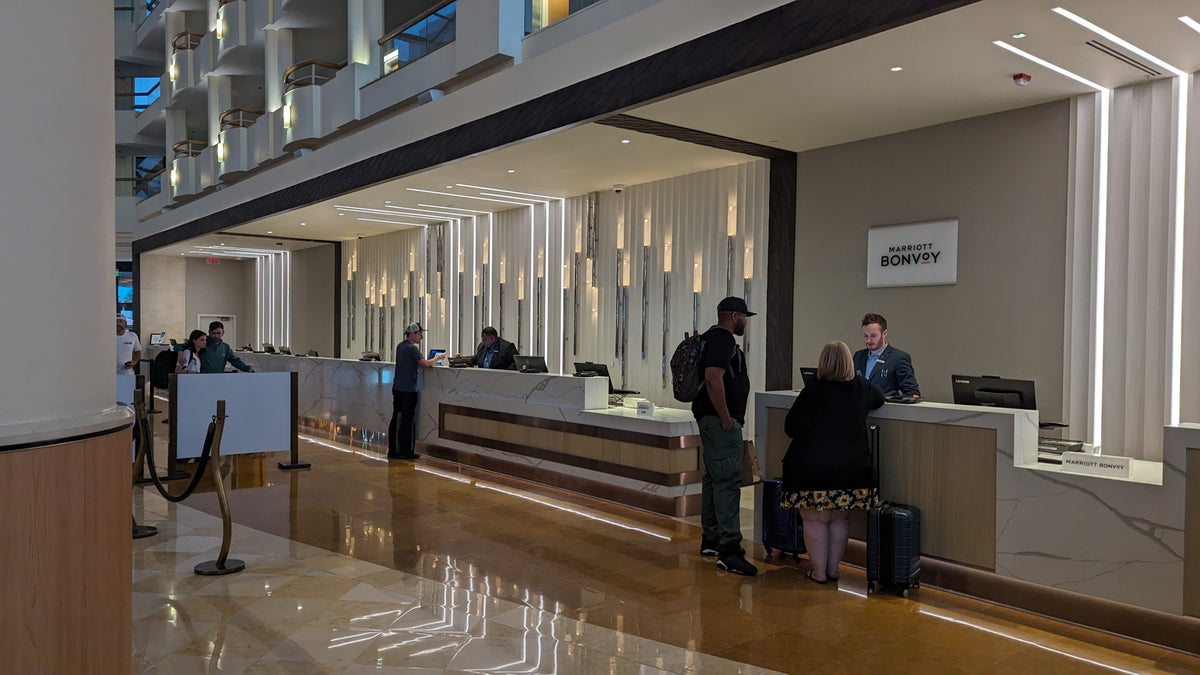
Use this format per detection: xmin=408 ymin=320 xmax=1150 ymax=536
xmin=780 ymin=487 xmax=879 ymax=510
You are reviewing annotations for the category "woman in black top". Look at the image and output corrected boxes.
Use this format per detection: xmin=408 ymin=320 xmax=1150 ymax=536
xmin=781 ymin=341 xmax=885 ymax=583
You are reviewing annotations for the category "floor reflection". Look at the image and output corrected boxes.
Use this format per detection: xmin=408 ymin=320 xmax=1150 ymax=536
xmin=139 ymin=431 xmax=1198 ymax=674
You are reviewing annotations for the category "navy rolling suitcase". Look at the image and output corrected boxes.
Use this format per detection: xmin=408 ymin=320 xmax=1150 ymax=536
xmin=865 ymin=425 xmax=921 ymax=596
xmin=761 ymin=477 xmax=804 ymax=561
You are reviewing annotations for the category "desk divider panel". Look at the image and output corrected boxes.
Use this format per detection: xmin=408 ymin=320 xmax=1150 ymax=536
xmin=171 ymin=372 xmax=297 ymax=458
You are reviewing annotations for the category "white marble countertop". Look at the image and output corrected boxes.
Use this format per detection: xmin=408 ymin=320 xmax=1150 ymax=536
xmin=756 ymin=390 xmax=1164 ymax=484
xmin=579 ymin=404 xmax=698 ymax=436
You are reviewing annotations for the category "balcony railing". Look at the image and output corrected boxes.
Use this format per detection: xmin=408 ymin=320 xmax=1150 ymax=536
xmin=114 ymin=0 xmax=160 ymax=23
xmin=171 ymin=31 xmax=203 ymax=53
xmin=115 ymin=79 xmax=161 ymax=112
xmin=283 ymin=59 xmax=346 ymax=94
xmin=219 ymin=108 xmax=265 ymax=130
xmin=117 ymin=156 xmax=166 ymax=200
xmin=378 ymin=0 xmax=457 ymax=75
xmin=172 ymin=140 xmax=207 ymax=159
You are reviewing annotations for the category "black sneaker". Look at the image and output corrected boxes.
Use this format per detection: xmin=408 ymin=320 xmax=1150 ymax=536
xmin=700 ymin=538 xmax=745 ymax=557
xmin=717 ymin=553 xmax=758 ymax=576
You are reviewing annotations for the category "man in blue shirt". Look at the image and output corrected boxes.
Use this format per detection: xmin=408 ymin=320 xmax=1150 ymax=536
xmin=390 ymin=322 xmax=446 ymax=460
xmin=852 ymin=313 xmax=920 ymax=398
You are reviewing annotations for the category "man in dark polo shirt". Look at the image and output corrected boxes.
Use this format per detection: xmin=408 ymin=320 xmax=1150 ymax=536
xmin=389 ymin=322 xmax=445 ymax=460
xmin=692 ymin=296 xmax=757 ymax=576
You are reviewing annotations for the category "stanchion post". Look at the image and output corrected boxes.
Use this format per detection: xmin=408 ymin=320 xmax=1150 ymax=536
xmin=195 ymin=400 xmax=245 ymax=576
xmin=131 ymin=389 xmax=158 ymax=539
xmin=143 ymin=358 xmax=162 ymax=413
xmin=278 ymin=371 xmax=310 ymax=470
xmin=163 ymin=373 xmax=190 ymax=481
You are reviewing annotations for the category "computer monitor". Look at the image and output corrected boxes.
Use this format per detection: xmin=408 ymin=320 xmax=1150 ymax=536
xmin=800 ymin=367 xmax=817 ymax=388
xmin=951 ymin=374 xmax=1037 ymax=410
xmin=148 ymin=331 xmax=167 ymax=346
xmin=278 ymin=346 xmax=292 ymax=355
xmin=573 ymin=361 xmax=639 ymax=395
xmin=514 ymin=355 xmax=549 ymax=374
xmin=262 ymin=343 xmax=276 ymax=353
xmin=428 ymin=348 xmax=446 ymax=361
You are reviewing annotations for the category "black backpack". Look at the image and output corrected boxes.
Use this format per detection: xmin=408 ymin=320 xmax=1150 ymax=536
xmin=670 ymin=331 xmax=708 ymax=402
xmin=151 ymin=350 xmax=177 ymax=389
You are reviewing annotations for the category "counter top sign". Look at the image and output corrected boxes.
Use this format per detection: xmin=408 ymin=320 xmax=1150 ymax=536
xmin=867 ymin=219 xmax=958 ymax=288
xmin=1059 ymin=452 xmax=1131 ymax=479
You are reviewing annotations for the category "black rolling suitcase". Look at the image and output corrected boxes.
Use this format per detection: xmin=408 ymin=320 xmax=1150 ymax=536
xmin=865 ymin=425 xmax=921 ymax=596
xmin=761 ymin=477 xmax=805 ymax=561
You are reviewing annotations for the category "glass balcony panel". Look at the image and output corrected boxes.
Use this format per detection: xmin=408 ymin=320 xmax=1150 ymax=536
xmin=380 ymin=1 xmax=457 ymax=75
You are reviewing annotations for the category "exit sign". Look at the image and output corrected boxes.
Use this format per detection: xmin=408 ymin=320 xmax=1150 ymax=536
xmin=206 ymin=256 xmax=220 ymax=265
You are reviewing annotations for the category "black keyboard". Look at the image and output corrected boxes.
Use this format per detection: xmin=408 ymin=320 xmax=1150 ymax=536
xmin=885 ymin=394 xmax=920 ymax=404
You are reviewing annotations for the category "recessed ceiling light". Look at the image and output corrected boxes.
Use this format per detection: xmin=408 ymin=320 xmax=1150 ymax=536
xmin=1011 ymin=32 xmax=1027 ymax=39
xmin=220 ymin=242 xmax=225 ymax=245
xmin=890 ymin=66 xmax=903 ymax=72
xmin=299 ymin=222 xmax=306 ymax=226
xmin=338 ymin=213 xmax=345 ymax=216
xmin=506 ymin=169 xmax=516 ymax=174
xmin=384 ymin=200 xmax=391 ymax=204
xmin=266 ymin=230 xmax=272 ymax=234
xmin=180 ymin=253 xmax=185 ymax=256
xmin=445 ymin=185 xmax=453 ymax=188
xmin=620 ymin=139 xmax=631 ymax=144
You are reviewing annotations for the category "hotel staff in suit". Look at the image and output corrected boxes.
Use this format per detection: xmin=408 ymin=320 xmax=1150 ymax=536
xmin=469 ymin=326 xmax=518 ymax=370
xmin=853 ymin=313 xmax=920 ymax=398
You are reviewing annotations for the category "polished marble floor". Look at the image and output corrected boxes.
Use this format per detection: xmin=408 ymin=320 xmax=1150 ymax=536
xmin=133 ymin=432 xmax=1200 ymax=674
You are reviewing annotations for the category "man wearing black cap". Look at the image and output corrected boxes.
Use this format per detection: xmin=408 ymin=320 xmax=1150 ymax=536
xmin=692 ymin=296 xmax=758 ymax=576
xmin=389 ymin=322 xmax=446 ymax=460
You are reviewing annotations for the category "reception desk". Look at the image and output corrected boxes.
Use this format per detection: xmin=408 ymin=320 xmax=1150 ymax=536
xmin=755 ymin=391 xmax=1200 ymax=643
xmin=239 ymin=353 xmax=703 ymax=515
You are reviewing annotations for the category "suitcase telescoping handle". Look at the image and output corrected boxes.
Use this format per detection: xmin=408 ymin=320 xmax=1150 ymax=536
xmin=870 ymin=424 xmax=880 ymax=492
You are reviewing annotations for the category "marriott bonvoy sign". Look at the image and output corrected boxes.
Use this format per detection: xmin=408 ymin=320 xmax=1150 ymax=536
xmin=867 ymin=219 xmax=958 ymax=288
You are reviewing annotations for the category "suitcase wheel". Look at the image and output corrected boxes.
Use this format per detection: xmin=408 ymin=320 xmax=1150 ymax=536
xmin=900 ymin=588 xmax=909 ymax=598
xmin=867 ymin=581 xmax=875 ymax=594
xmin=764 ymin=546 xmax=773 ymax=558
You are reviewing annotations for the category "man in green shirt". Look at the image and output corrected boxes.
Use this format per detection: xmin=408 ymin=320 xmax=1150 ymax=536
xmin=200 ymin=321 xmax=253 ymax=374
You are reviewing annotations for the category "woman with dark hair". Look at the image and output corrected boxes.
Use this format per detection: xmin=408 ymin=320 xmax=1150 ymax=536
xmin=175 ymin=330 xmax=207 ymax=374
xmin=781 ymin=341 xmax=884 ymax=583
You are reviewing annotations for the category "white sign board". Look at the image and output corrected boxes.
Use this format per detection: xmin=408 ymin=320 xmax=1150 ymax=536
xmin=117 ymin=373 xmax=136 ymax=407
xmin=1059 ymin=452 xmax=1131 ymax=479
xmin=175 ymin=373 xmax=292 ymax=458
xmin=867 ymin=219 xmax=958 ymax=288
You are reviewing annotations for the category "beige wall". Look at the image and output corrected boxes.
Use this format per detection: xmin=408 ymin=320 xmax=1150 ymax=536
xmin=792 ymin=101 xmax=1070 ymax=419
xmin=184 ymin=257 xmax=253 ymax=347
xmin=290 ymin=245 xmax=335 ymax=357
xmin=139 ymin=255 xmax=187 ymax=341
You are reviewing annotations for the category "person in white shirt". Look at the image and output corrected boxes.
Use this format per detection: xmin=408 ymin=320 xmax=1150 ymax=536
xmin=175 ymin=330 xmax=206 ymax=374
xmin=117 ymin=315 xmax=142 ymax=375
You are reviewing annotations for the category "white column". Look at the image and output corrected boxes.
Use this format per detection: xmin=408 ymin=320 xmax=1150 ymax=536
xmin=208 ymin=74 xmax=230 ymax=146
xmin=264 ymin=28 xmax=293 ymax=113
xmin=0 ymin=0 xmax=129 ymax=442
xmin=348 ymin=0 xmax=383 ymax=68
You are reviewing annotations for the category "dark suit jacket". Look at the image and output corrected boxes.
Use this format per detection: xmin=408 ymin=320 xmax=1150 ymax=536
xmin=852 ymin=344 xmax=920 ymax=396
xmin=472 ymin=338 xmax=517 ymax=370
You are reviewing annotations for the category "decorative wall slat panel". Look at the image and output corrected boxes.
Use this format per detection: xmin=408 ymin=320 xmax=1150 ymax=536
xmin=338 ymin=160 xmax=767 ymax=411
